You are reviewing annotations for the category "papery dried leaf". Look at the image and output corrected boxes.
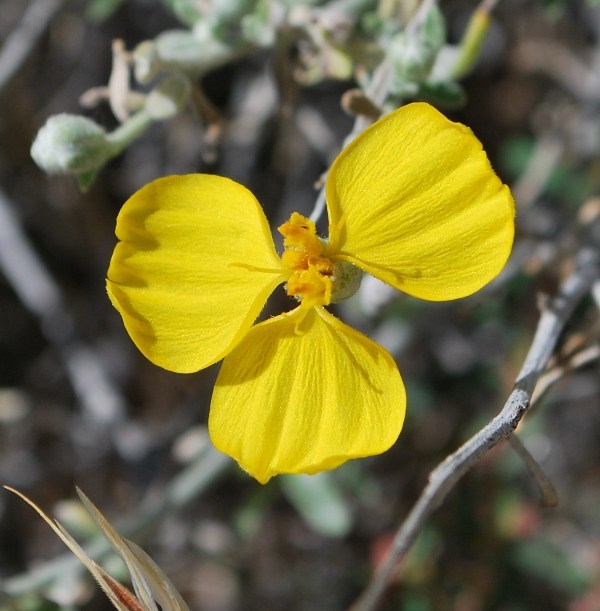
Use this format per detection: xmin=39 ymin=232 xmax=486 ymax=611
xmin=76 ymin=488 xmax=190 ymax=611
xmin=4 ymin=486 xmax=139 ymax=611
xmin=125 ymin=539 xmax=190 ymax=611
xmin=75 ymin=488 xmax=158 ymax=610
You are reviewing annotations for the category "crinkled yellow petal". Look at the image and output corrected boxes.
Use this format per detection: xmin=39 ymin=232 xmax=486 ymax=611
xmin=107 ymin=174 xmax=285 ymax=373
xmin=209 ymin=306 xmax=406 ymax=484
xmin=326 ymin=102 xmax=515 ymax=301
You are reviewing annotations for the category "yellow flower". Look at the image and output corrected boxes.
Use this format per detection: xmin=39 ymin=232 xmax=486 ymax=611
xmin=107 ymin=102 xmax=515 ymax=484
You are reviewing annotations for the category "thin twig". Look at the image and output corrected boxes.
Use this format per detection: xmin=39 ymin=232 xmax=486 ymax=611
xmin=0 ymin=0 xmax=68 ymax=94
xmin=309 ymin=0 xmax=439 ymax=223
xmin=508 ymin=434 xmax=559 ymax=508
xmin=507 ymin=341 xmax=600 ymax=508
xmin=513 ymin=40 xmax=600 ymax=102
xmin=531 ymin=343 xmax=600 ymax=407
xmin=404 ymin=0 xmax=438 ymax=39
xmin=308 ymin=54 xmax=392 ymax=222
xmin=0 ymin=188 xmax=124 ymax=424
xmin=350 ymin=246 xmax=599 ymax=611
xmin=511 ymin=135 xmax=563 ymax=209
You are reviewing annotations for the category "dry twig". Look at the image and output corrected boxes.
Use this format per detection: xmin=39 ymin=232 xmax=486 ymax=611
xmin=0 ymin=0 xmax=67 ymax=94
xmin=0 ymin=188 xmax=124 ymax=424
xmin=350 ymin=246 xmax=600 ymax=611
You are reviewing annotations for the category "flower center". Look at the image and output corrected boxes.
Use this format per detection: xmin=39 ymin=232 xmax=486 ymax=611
xmin=278 ymin=212 xmax=333 ymax=308
xmin=278 ymin=212 xmax=362 ymax=308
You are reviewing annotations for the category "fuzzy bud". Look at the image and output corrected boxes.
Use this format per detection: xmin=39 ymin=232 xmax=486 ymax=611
xmin=330 ymin=261 xmax=363 ymax=303
xmin=31 ymin=114 xmax=110 ymax=175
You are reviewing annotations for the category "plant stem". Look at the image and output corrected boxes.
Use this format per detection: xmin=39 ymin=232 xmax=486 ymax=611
xmin=350 ymin=245 xmax=599 ymax=611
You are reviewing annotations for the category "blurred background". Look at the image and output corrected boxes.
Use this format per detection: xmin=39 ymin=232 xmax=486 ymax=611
xmin=0 ymin=0 xmax=599 ymax=609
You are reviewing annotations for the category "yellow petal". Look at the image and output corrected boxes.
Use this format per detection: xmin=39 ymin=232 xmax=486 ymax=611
xmin=209 ymin=307 xmax=406 ymax=484
xmin=326 ymin=102 xmax=515 ymax=301
xmin=107 ymin=175 xmax=285 ymax=373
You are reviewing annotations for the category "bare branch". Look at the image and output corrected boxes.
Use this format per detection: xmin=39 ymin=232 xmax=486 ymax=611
xmin=350 ymin=246 xmax=600 ymax=611
xmin=0 ymin=187 xmax=125 ymax=424
xmin=531 ymin=343 xmax=600 ymax=407
xmin=513 ymin=40 xmax=600 ymax=102
xmin=309 ymin=0 xmax=439 ymax=222
xmin=0 ymin=0 xmax=68 ymax=94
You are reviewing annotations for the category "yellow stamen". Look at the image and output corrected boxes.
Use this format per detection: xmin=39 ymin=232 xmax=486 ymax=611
xmin=287 ymin=265 xmax=332 ymax=309
xmin=278 ymin=212 xmax=334 ymax=307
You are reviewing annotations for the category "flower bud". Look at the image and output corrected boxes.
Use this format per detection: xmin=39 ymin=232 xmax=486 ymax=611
xmin=31 ymin=114 xmax=109 ymax=175
xmin=330 ymin=260 xmax=363 ymax=303
xmin=133 ymin=40 xmax=160 ymax=84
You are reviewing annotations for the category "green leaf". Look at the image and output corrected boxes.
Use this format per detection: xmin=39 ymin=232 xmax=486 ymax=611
xmin=280 ymin=473 xmax=353 ymax=538
xmin=76 ymin=169 xmax=99 ymax=193
xmin=169 ymin=0 xmax=205 ymax=27
xmin=422 ymin=5 xmax=447 ymax=55
xmin=418 ymin=80 xmax=466 ymax=108
xmin=86 ymin=0 xmax=126 ymax=22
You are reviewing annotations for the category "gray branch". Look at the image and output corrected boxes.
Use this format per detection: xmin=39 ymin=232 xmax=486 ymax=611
xmin=350 ymin=245 xmax=600 ymax=611
xmin=0 ymin=187 xmax=125 ymax=424
xmin=0 ymin=0 xmax=68 ymax=94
